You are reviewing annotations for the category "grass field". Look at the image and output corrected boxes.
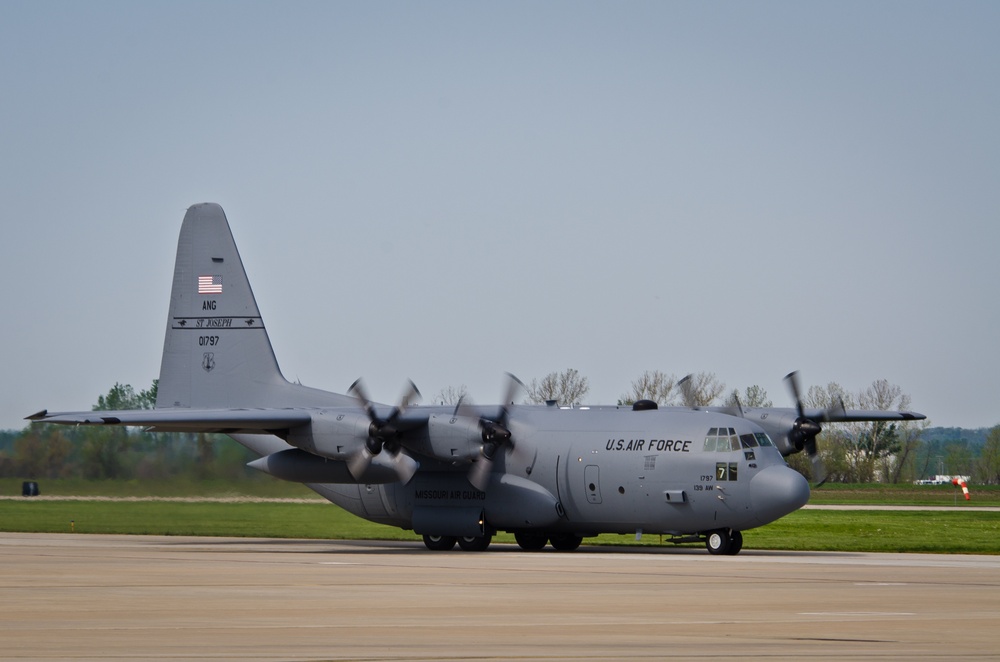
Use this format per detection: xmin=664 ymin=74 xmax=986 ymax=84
xmin=2 ymin=478 xmax=998 ymax=554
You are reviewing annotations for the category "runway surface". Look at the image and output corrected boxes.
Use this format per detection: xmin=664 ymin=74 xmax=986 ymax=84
xmin=2 ymin=533 xmax=998 ymax=661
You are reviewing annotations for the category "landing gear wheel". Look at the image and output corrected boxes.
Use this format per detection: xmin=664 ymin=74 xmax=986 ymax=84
xmin=514 ymin=531 xmax=548 ymax=551
xmin=457 ymin=534 xmax=492 ymax=552
xmin=422 ymin=534 xmax=457 ymax=551
xmin=724 ymin=530 xmax=743 ymax=556
xmin=549 ymin=533 xmax=583 ymax=551
xmin=705 ymin=529 xmax=731 ymax=555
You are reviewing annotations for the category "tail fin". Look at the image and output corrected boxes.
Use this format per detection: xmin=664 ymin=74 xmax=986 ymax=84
xmin=156 ymin=203 xmax=347 ymax=409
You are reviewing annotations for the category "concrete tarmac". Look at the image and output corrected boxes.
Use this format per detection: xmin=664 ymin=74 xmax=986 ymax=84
xmin=1 ymin=533 xmax=998 ymax=661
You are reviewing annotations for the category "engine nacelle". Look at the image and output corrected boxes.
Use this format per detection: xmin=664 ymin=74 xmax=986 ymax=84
xmin=751 ymin=410 xmax=804 ymax=457
xmin=248 ymin=448 xmax=401 ymax=484
xmin=421 ymin=413 xmax=484 ymax=463
xmin=285 ymin=410 xmax=371 ymax=460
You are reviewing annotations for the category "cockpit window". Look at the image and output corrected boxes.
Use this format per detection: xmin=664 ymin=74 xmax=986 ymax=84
xmin=704 ymin=427 xmax=741 ymax=452
xmin=754 ymin=432 xmax=775 ymax=447
xmin=740 ymin=433 xmax=758 ymax=448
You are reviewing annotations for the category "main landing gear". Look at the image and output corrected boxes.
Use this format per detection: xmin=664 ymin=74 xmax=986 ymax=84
xmin=422 ymin=534 xmax=494 ymax=551
xmin=514 ymin=532 xmax=583 ymax=552
xmin=422 ymin=532 xmax=585 ymax=552
xmin=705 ymin=528 xmax=743 ymax=555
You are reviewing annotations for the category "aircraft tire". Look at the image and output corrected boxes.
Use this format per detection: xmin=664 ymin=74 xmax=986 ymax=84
xmin=724 ymin=530 xmax=743 ymax=555
xmin=514 ymin=531 xmax=548 ymax=551
xmin=423 ymin=535 xmax=457 ymax=551
xmin=549 ymin=533 xmax=583 ymax=551
xmin=705 ymin=529 xmax=731 ymax=555
xmin=457 ymin=535 xmax=492 ymax=552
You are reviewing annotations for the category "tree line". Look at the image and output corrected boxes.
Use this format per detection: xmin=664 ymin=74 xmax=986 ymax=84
xmin=3 ymin=372 xmax=999 ymax=485
xmin=0 ymin=381 xmax=255 ymax=482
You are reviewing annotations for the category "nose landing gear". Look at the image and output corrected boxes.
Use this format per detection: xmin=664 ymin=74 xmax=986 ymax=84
xmin=705 ymin=528 xmax=743 ymax=555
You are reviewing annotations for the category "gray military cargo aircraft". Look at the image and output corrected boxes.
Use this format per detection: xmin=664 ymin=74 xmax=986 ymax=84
xmin=29 ymin=203 xmax=926 ymax=554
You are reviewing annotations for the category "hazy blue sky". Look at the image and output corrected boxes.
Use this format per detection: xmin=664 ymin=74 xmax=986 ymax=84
xmin=2 ymin=2 xmax=998 ymax=430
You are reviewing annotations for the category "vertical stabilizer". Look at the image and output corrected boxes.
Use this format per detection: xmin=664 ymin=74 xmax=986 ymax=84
xmin=156 ymin=203 xmax=346 ymax=409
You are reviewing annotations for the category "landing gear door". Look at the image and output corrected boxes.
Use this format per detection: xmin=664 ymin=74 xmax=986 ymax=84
xmin=584 ymin=465 xmax=602 ymax=504
xmin=360 ymin=483 xmax=389 ymax=518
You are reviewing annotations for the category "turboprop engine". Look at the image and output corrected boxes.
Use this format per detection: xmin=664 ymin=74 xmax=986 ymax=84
xmin=421 ymin=413 xmax=487 ymax=463
xmin=285 ymin=410 xmax=372 ymax=460
xmin=251 ymin=410 xmax=408 ymax=484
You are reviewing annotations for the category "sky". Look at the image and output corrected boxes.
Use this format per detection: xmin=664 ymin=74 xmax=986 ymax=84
xmin=2 ymin=1 xmax=998 ymax=431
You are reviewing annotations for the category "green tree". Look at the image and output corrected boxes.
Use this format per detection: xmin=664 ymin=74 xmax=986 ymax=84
xmin=95 ymin=381 xmax=156 ymax=411
xmin=803 ymin=378 xmax=922 ymax=483
xmin=82 ymin=380 xmax=159 ymax=479
xmin=975 ymin=426 xmax=1000 ymax=485
xmin=944 ymin=441 xmax=975 ymax=477
xmin=13 ymin=431 xmax=46 ymax=478
xmin=724 ymin=385 xmax=772 ymax=409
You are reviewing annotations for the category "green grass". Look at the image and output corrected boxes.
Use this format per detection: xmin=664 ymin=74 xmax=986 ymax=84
xmin=0 ymin=477 xmax=322 ymax=499
xmin=0 ymin=500 xmax=364 ymax=539
xmin=808 ymin=482 xmax=1000 ymax=506
xmin=2 ymin=499 xmax=998 ymax=554
xmin=742 ymin=510 xmax=1000 ymax=553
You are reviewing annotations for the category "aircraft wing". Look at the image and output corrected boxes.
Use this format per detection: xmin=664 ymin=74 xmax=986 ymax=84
xmin=802 ymin=408 xmax=925 ymax=423
xmin=25 ymin=408 xmax=314 ymax=434
xmin=704 ymin=406 xmax=926 ymax=423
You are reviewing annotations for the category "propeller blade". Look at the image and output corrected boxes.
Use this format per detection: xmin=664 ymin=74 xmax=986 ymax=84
xmin=722 ymin=393 xmax=745 ymax=418
xmin=349 ymin=378 xmax=377 ymax=421
xmin=784 ymin=371 xmax=806 ymax=419
xmin=808 ymin=446 xmax=828 ymax=487
xmin=387 ymin=379 xmax=421 ymax=424
xmin=388 ymin=450 xmax=419 ymax=485
xmin=501 ymin=372 xmax=525 ymax=409
xmin=347 ymin=446 xmax=375 ymax=481
xmin=468 ymin=455 xmax=493 ymax=491
xmin=678 ymin=374 xmax=696 ymax=408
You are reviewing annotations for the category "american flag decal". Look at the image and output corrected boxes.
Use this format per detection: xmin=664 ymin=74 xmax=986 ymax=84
xmin=198 ymin=275 xmax=223 ymax=294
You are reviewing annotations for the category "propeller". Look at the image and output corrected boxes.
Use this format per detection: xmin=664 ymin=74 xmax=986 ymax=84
xmin=722 ymin=392 xmax=745 ymax=419
xmin=466 ymin=373 xmax=526 ymax=491
xmin=784 ymin=371 xmax=827 ymax=486
xmin=678 ymin=374 xmax=697 ymax=408
xmin=347 ymin=378 xmax=420 ymax=484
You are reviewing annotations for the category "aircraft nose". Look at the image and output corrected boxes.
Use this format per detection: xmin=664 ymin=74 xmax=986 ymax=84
xmin=749 ymin=464 xmax=810 ymax=525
